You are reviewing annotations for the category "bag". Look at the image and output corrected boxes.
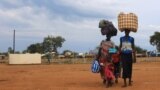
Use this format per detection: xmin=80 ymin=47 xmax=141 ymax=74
xmin=99 ymin=20 xmax=117 ymax=36
xmin=91 ymin=60 xmax=100 ymax=73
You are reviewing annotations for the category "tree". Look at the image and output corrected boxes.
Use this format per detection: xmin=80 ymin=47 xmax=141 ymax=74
xmin=150 ymin=32 xmax=160 ymax=52
xmin=135 ymin=46 xmax=147 ymax=53
xmin=25 ymin=35 xmax=65 ymax=54
xmin=43 ymin=35 xmax=65 ymax=53
xmin=27 ymin=43 xmax=43 ymax=53
xmin=22 ymin=50 xmax=28 ymax=54
xmin=8 ymin=47 xmax=14 ymax=53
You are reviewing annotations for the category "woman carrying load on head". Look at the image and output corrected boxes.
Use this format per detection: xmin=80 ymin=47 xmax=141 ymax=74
xmin=119 ymin=30 xmax=135 ymax=87
xmin=96 ymin=20 xmax=117 ymax=87
xmin=118 ymin=12 xmax=138 ymax=87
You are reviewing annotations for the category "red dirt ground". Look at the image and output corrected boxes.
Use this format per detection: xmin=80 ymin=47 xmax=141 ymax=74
xmin=0 ymin=61 xmax=160 ymax=90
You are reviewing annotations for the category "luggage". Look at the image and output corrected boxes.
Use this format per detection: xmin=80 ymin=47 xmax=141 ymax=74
xmin=99 ymin=19 xmax=117 ymax=36
xmin=91 ymin=60 xmax=100 ymax=73
xmin=118 ymin=12 xmax=138 ymax=32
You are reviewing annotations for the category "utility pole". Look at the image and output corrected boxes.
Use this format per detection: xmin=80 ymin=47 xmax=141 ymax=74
xmin=13 ymin=29 xmax=15 ymax=53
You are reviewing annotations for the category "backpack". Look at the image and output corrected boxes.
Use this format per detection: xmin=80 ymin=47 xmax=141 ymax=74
xmin=91 ymin=60 xmax=100 ymax=73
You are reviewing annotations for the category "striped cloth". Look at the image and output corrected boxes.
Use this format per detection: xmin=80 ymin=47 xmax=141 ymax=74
xmin=118 ymin=12 xmax=138 ymax=32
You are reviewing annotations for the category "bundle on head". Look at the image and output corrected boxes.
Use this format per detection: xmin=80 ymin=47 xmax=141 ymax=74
xmin=99 ymin=19 xmax=117 ymax=36
xmin=118 ymin=12 xmax=138 ymax=32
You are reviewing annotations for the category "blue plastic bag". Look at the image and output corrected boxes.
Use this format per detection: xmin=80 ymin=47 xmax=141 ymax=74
xmin=91 ymin=60 xmax=100 ymax=73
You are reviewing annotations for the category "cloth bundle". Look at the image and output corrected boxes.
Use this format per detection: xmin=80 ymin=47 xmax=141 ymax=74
xmin=99 ymin=20 xmax=117 ymax=36
xmin=118 ymin=12 xmax=138 ymax=32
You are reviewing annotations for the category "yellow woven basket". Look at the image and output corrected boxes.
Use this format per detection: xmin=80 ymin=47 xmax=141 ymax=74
xmin=118 ymin=12 xmax=138 ymax=32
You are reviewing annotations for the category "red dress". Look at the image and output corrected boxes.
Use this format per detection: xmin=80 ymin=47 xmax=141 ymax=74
xmin=99 ymin=41 xmax=115 ymax=80
xmin=105 ymin=64 xmax=114 ymax=80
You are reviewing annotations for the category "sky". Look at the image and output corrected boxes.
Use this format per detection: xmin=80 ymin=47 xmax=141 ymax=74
xmin=0 ymin=0 xmax=160 ymax=53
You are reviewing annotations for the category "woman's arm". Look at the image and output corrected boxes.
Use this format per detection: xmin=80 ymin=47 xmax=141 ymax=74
xmin=132 ymin=38 xmax=136 ymax=63
xmin=96 ymin=48 xmax=101 ymax=61
xmin=119 ymin=37 xmax=122 ymax=52
xmin=132 ymin=38 xmax=135 ymax=52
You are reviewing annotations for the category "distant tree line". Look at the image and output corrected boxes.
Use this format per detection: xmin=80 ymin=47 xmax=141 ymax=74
xmin=23 ymin=35 xmax=65 ymax=54
xmin=135 ymin=46 xmax=147 ymax=53
xmin=3 ymin=31 xmax=160 ymax=55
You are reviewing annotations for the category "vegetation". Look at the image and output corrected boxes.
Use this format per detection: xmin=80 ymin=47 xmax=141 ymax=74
xmin=8 ymin=47 xmax=14 ymax=53
xmin=26 ymin=43 xmax=43 ymax=53
xmin=43 ymin=35 xmax=65 ymax=53
xmin=25 ymin=35 xmax=65 ymax=54
xmin=135 ymin=46 xmax=147 ymax=53
xmin=150 ymin=32 xmax=160 ymax=52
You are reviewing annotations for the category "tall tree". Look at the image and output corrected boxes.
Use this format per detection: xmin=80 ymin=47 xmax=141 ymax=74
xmin=25 ymin=35 xmax=65 ymax=54
xmin=43 ymin=35 xmax=65 ymax=53
xmin=150 ymin=32 xmax=160 ymax=52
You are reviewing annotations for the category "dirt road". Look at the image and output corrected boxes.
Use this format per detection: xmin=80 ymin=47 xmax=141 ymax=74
xmin=0 ymin=62 xmax=160 ymax=90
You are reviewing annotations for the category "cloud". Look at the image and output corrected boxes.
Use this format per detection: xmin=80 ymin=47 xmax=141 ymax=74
xmin=148 ymin=25 xmax=160 ymax=31
xmin=52 ymin=0 xmax=119 ymax=19
xmin=0 ymin=0 xmax=159 ymax=52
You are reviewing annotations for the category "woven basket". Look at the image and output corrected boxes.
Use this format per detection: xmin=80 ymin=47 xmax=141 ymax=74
xmin=118 ymin=12 xmax=138 ymax=32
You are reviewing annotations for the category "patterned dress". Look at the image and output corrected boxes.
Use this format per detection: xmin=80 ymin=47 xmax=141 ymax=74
xmin=97 ymin=40 xmax=115 ymax=80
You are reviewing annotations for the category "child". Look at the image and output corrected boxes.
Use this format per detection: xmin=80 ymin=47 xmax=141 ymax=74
xmin=112 ymin=52 xmax=121 ymax=83
xmin=105 ymin=63 xmax=114 ymax=87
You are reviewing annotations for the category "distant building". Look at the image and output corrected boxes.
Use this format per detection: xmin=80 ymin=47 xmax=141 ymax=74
xmin=0 ymin=55 xmax=6 ymax=60
xmin=77 ymin=53 xmax=85 ymax=58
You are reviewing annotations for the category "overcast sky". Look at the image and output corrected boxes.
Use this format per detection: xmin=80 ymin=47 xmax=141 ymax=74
xmin=0 ymin=0 xmax=159 ymax=53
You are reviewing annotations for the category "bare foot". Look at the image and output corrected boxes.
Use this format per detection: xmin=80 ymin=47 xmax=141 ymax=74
xmin=129 ymin=82 xmax=132 ymax=86
xmin=115 ymin=79 xmax=118 ymax=83
xmin=103 ymin=79 xmax=106 ymax=84
xmin=122 ymin=84 xmax=127 ymax=88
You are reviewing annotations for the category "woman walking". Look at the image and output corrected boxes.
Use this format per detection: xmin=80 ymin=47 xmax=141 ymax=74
xmin=119 ymin=30 xmax=135 ymax=87
xmin=97 ymin=20 xmax=117 ymax=88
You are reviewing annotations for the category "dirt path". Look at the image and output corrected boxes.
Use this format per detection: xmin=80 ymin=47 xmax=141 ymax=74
xmin=0 ymin=62 xmax=160 ymax=90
